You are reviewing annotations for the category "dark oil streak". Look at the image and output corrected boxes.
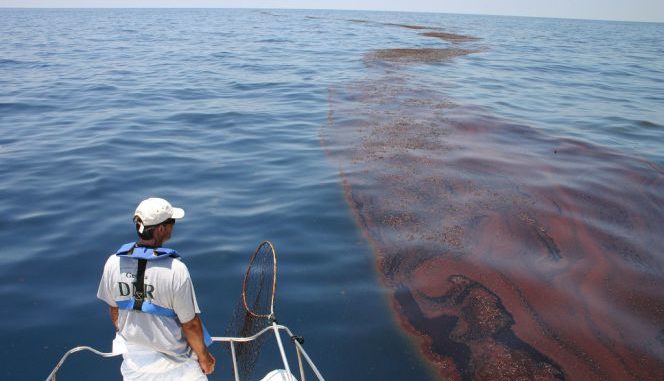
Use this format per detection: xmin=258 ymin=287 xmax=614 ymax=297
xmin=495 ymin=272 xmax=606 ymax=380
xmin=396 ymin=286 xmax=473 ymax=381
xmin=533 ymin=226 xmax=562 ymax=261
xmin=412 ymin=274 xmax=567 ymax=380
xmin=551 ymin=200 xmax=563 ymax=215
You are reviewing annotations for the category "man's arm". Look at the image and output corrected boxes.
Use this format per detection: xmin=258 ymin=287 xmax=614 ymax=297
xmin=182 ymin=314 xmax=216 ymax=375
xmin=109 ymin=306 xmax=119 ymax=331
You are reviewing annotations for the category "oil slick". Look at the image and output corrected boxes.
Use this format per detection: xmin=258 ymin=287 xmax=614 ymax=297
xmin=323 ymin=63 xmax=664 ymax=380
xmin=364 ymin=48 xmax=479 ymax=64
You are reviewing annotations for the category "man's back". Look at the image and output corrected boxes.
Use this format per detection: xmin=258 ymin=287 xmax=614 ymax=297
xmin=97 ymin=253 xmax=201 ymax=359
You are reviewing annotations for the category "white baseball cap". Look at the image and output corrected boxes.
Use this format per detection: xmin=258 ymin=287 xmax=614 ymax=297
xmin=133 ymin=198 xmax=185 ymax=232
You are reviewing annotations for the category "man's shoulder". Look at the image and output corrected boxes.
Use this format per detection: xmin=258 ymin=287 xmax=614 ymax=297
xmin=169 ymin=256 xmax=190 ymax=273
xmin=103 ymin=253 xmax=120 ymax=268
xmin=145 ymin=255 xmax=189 ymax=275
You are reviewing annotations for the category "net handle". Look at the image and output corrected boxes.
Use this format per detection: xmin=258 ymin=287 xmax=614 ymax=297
xmin=242 ymin=240 xmax=277 ymax=319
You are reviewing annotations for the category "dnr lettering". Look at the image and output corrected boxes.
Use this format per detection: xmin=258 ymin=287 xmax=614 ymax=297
xmin=118 ymin=282 xmax=155 ymax=299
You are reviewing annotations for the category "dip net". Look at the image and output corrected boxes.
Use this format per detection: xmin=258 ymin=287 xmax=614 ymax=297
xmin=226 ymin=241 xmax=277 ymax=380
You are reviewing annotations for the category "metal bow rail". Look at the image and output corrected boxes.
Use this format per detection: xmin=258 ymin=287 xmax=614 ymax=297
xmin=46 ymin=324 xmax=325 ymax=381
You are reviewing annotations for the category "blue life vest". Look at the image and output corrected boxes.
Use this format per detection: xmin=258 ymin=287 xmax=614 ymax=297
xmin=115 ymin=242 xmax=181 ymax=261
xmin=114 ymin=242 xmax=212 ymax=346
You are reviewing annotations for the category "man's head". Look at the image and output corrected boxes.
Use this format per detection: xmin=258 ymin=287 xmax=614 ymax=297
xmin=133 ymin=198 xmax=185 ymax=244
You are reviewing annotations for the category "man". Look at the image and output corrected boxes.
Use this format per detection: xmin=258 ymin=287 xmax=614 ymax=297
xmin=97 ymin=197 xmax=216 ymax=381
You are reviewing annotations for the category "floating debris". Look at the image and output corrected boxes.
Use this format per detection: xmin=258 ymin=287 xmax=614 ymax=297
xmin=364 ymin=48 xmax=480 ymax=64
xmin=421 ymin=31 xmax=481 ymax=43
xmin=385 ymin=23 xmax=433 ymax=30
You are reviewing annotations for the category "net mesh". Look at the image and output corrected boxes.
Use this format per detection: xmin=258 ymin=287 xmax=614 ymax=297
xmin=225 ymin=241 xmax=277 ymax=381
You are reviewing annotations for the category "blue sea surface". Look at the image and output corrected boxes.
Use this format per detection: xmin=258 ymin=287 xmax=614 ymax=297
xmin=0 ymin=8 xmax=662 ymax=381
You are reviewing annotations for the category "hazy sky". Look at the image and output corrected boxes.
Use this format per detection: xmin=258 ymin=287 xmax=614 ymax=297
xmin=2 ymin=0 xmax=663 ymax=23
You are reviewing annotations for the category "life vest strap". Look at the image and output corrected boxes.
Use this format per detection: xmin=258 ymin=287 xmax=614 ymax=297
xmin=114 ymin=300 xmax=213 ymax=346
xmin=133 ymin=259 xmax=148 ymax=311
xmin=116 ymin=299 xmax=177 ymax=318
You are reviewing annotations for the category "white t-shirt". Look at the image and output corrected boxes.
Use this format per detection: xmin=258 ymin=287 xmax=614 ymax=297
xmin=97 ymin=253 xmax=201 ymax=360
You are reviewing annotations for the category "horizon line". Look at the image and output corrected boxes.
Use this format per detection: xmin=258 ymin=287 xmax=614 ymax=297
xmin=1 ymin=6 xmax=662 ymax=24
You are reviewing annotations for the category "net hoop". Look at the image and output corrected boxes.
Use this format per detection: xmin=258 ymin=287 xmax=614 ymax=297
xmin=242 ymin=240 xmax=277 ymax=319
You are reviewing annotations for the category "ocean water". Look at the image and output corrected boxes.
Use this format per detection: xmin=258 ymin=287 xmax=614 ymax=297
xmin=0 ymin=8 xmax=662 ymax=381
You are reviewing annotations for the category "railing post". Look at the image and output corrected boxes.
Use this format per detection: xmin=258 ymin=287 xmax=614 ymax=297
xmin=295 ymin=345 xmax=306 ymax=381
xmin=272 ymin=322 xmax=292 ymax=378
xmin=291 ymin=339 xmax=325 ymax=381
xmin=230 ymin=341 xmax=240 ymax=381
